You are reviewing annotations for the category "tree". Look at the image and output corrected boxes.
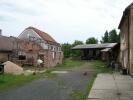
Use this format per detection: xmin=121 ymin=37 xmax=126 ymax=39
xmin=62 ymin=43 xmax=72 ymax=58
xmin=108 ymin=29 xmax=119 ymax=43
xmin=101 ymin=31 xmax=109 ymax=43
xmin=72 ymin=40 xmax=83 ymax=47
xmin=72 ymin=40 xmax=84 ymax=57
xmin=62 ymin=40 xmax=84 ymax=58
xmin=100 ymin=29 xmax=120 ymax=43
xmin=86 ymin=37 xmax=98 ymax=44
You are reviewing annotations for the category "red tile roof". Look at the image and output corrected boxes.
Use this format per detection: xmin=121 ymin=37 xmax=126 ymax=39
xmin=26 ymin=27 xmax=60 ymax=45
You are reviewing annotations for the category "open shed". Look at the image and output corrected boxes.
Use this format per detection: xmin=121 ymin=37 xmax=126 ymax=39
xmin=72 ymin=43 xmax=119 ymax=63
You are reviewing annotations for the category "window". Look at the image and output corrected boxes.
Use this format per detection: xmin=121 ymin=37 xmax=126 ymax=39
xmin=18 ymin=51 xmax=26 ymax=60
xmin=29 ymin=36 xmax=36 ymax=41
xmin=36 ymin=38 xmax=42 ymax=43
xmin=51 ymin=46 xmax=53 ymax=50
xmin=19 ymin=55 xmax=26 ymax=60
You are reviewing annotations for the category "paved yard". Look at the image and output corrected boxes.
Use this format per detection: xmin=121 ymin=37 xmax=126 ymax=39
xmin=88 ymin=73 xmax=133 ymax=100
xmin=0 ymin=62 xmax=96 ymax=100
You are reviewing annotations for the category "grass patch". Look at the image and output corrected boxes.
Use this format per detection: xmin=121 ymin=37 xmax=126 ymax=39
xmin=89 ymin=60 xmax=112 ymax=73
xmin=0 ymin=71 xmax=56 ymax=92
xmin=55 ymin=58 xmax=86 ymax=70
xmin=70 ymin=90 xmax=86 ymax=100
xmin=69 ymin=60 xmax=112 ymax=100
xmin=70 ymin=74 xmax=97 ymax=100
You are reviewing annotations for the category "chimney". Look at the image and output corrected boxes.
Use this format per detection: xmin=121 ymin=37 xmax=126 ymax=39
xmin=0 ymin=29 xmax=2 ymax=36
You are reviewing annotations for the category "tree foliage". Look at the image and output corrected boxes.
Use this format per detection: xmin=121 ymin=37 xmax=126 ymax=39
xmin=72 ymin=40 xmax=83 ymax=57
xmin=62 ymin=40 xmax=83 ymax=58
xmin=62 ymin=43 xmax=72 ymax=58
xmin=86 ymin=37 xmax=98 ymax=44
xmin=62 ymin=29 xmax=120 ymax=58
xmin=108 ymin=29 xmax=118 ymax=43
xmin=101 ymin=31 xmax=109 ymax=43
xmin=101 ymin=29 xmax=120 ymax=43
xmin=72 ymin=40 xmax=83 ymax=47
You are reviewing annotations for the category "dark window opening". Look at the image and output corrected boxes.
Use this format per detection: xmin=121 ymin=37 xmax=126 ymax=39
xmin=19 ymin=55 xmax=26 ymax=60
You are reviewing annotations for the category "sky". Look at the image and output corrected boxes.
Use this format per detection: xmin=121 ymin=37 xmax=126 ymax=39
xmin=0 ymin=0 xmax=132 ymax=43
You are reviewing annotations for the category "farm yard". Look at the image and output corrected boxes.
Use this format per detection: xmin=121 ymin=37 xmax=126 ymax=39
xmin=0 ymin=59 xmax=111 ymax=100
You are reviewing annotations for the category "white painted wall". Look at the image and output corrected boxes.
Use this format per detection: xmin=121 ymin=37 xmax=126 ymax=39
xmin=19 ymin=29 xmax=48 ymax=49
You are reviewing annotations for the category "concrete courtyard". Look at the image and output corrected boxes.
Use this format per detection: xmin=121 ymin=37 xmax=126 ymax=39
xmin=88 ymin=73 xmax=133 ymax=100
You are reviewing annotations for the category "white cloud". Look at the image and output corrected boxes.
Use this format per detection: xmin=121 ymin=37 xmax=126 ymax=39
xmin=0 ymin=0 xmax=132 ymax=43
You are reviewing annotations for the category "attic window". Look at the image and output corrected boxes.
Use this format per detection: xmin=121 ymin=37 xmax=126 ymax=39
xmin=29 ymin=36 xmax=36 ymax=41
xmin=36 ymin=38 xmax=42 ymax=43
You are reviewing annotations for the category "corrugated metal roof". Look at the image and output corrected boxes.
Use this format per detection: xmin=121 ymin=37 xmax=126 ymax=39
xmin=72 ymin=43 xmax=118 ymax=50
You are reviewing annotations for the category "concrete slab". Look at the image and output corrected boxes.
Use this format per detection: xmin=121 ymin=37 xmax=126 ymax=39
xmin=117 ymin=82 xmax=133 ymax=91
xmin=119 ymin=91 xmax=133 ymax=100
xmin=92 ymin=74 xmax=116 ymax=90
xmin=92 ymin=82 xmax=116 ymax=90
xmin=88 ymin=73 xmax=133 ymax=100
xmin=88 ymin=89 xmax=119 ymax=99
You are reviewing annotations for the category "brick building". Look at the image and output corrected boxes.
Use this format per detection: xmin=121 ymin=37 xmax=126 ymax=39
xmin=18 ymin=27 xmax=63 ymax=67
xmin=0 ymin=36 xmax=43 ymax=66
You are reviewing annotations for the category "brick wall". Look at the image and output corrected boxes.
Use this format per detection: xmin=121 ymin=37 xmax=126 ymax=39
xmin=42 ymin=50 xmax=63 ymax=67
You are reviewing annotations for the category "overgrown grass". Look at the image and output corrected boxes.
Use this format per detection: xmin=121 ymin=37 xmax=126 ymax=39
xmin=89 ymin=60 xmax=112 ymax=73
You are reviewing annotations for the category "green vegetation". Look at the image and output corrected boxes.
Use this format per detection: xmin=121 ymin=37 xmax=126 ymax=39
xmin=0 ymin=71 xmax=56 ymax=91
xmin=62 ymin=40 xmax=83 ymax=58
xmin=101 ymin=29 xmax=120 ymax=43
xmin=70 ymin=74 xmax=97 ymax=100
xmin=0 ymin=58 xmax=84 ymax=91
xmin=69 ymin=60 xmax=112 ymax=100
xmin=72 ymin=40 xmax=83 ymax=57
xmin=89 ymin=60 xmax=112 ymax=73
xmin=55 ymin=58 xmax=86 ymax=69
xmin=62 ymin=28 xmax=119 ymax=58
xmin=86 ymin=37 xmax=98 ymax=44
xmin=0 ymin=58 xmax=112 ymax=100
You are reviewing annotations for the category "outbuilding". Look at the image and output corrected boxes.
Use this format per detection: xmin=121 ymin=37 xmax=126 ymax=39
xmin=72 ymin=43 xmax=119 ymax=64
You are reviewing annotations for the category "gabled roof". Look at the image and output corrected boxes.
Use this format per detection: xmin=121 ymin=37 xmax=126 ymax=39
xmin=118 ymin=2 xmax=133 ymax=29
xmin=72 ymin=43 xmax=118 ymax=50
xmin=26 ymin=27 xmax=60 ymax=45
